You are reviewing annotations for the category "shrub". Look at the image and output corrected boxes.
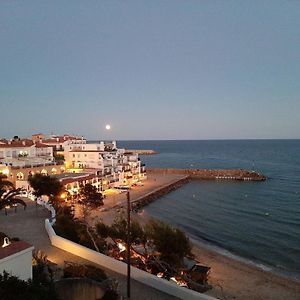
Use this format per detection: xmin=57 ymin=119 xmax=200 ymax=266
xmin=63 ymin=263 xmax=107 ymax=282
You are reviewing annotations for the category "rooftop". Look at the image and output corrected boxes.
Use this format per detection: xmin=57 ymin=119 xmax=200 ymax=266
xmin=0 ymin=240 xmax=33 ymax=260
xmin=54 ymin=172 xmax=99 ymax=185
xmin=0 ymin=140 xmax=51 ymax=149
xmin=42 ymin=135 xmax=83 ymax=144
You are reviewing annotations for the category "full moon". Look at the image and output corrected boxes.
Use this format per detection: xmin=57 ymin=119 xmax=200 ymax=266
xmin=105 ymin=124 xmax=111 ymax=130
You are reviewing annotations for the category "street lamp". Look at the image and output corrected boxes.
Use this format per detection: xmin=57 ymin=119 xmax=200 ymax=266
xmin=126 ymin=191 xmax=131 ymax=299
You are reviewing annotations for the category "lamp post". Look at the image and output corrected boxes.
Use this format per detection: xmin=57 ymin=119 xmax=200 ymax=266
xmin=126 ymin=191 xmax=131 ymax=299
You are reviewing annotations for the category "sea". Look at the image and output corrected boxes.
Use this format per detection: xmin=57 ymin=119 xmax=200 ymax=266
xmin=117 ymin=140 xmax=300 ymax=281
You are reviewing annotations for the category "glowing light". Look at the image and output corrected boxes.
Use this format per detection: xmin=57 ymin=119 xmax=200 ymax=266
xmin=60 ymin=192 xmax=67 ymax=200
xmin=1 ymin=168 xmax=9 ymax=176
xmin=170 ymin=277 xmax=188 ymax=287
xmin=105 ymin=124 xmax=111 ymax=130
xmin=157 ymin=272 xmax=164 ymax=278
xmin=2 ymin=237 xmax=10 ymax=248
xmin=117 ymin=242 xmax=126 ymax=252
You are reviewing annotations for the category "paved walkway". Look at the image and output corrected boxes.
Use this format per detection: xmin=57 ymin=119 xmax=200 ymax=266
xmin=0 ymin=198 xmax=180 ymax=300
xmin=88 ymin=173 xmax=188 ymax=225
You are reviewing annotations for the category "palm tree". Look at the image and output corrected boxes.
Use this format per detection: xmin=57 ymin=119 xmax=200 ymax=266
xmin=0 ymin=174 xmax=14 ymax=193
xmin=0 ymin=175 xmax=26 ymax=215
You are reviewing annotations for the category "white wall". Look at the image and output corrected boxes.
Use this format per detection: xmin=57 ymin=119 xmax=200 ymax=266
xmin=0 ymin=247 xmax=34 ymax=280
xmin=44 ymin=216 xmax=216 ymax=300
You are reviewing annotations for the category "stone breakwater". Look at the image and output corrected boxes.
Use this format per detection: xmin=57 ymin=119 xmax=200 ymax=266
xmin=147 ymin=168 xmax=267 ymax=181
xmin=130 ymin=176 xmax=190 ymax=211
xmin=113 ymin=168 xmax=266 ymax=211
xmin=125 ymin=149 xmax=158 ymax=155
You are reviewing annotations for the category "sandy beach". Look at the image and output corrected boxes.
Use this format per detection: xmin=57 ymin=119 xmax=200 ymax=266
xmin=193 ymin=244 xmax=300 ymax=300
xmin=87 ymin=173 xmax=300 ymax=300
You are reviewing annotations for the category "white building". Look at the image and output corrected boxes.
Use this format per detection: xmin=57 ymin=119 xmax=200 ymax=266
xmin=41 ymin=134 xmax=86 ymax=151
xmin=64 ymin=140 xmax=146 ymax=187
xmin=0 ymin=239 xmax=34 ymax=281
xmin=0 ymin=139 xmax=53 ymax=167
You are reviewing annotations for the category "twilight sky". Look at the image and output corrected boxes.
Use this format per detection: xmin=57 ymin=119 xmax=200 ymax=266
xmin=0 ymin=1 xmax=299 ymax=140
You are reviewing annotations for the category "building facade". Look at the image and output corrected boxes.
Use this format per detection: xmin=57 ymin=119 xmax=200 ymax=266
xmin=0 ymin=134 xmax=146 ymax=193
xmin=64 ymin=140 xmax=146 ymax=187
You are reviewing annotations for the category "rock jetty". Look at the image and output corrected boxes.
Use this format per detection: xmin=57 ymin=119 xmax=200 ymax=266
xmin=125 ymin=149 xmax=157 ymax=155
xmin=147 ymin=168 xmax=267 ymax=181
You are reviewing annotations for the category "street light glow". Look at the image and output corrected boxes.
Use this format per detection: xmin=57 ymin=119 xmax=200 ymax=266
xmin=105 ymin=124 xmax=111 ymax=130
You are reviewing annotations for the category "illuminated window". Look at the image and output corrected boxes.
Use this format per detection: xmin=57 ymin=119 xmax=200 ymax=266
xmin=16 ymin=172 xmax=24 ymax=180
xmin=41 ymin=169 xmax=47 ymax=175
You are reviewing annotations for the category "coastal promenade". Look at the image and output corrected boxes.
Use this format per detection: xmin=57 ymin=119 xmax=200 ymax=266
xmin=88 ymin=173 xmax=188 ymax=225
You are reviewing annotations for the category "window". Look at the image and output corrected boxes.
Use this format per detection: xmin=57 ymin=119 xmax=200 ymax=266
xmin=41 ymin=169 xmax=48 ymax=175
xmin=16 ymin=172 xmax=24 ymax=180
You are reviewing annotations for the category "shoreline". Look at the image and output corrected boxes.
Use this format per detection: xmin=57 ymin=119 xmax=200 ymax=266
xmin=88 ymin=173 xmax=300 ymax=300
xmin=133 ymin=210 xmax=300 ymax=300
xmin=136 ymin=208 xmax=300 ymax=282
xmin=190 ymin=240 xmax=300 ymax=300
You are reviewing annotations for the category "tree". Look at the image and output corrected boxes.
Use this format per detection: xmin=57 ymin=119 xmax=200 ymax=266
xmin=146 ymin=219 xmax=192 ymax=267
xmin=0 ymin=271 xmax=58 ymax=300
xmin=95 ymin=216 xmax=192 ymax=273
xmin=54 ymin=208 xmax=83 ymax=244
xmin=28 ymin=174 xmax=63 ymax=203
xmin=54 ymin=206 xmax=108 ymax=253
xmin=79 ymin=183 xmax=103 ymax=207
xmin=0 ymin=174 xmax=14 ymax=194
xmin=0 ymin=175 xmax=26 ymax=215
xmin=0 ymin=188 xmax=27 ymax=215
xmin=77 ymin=184 xmax=104 ymax=252
xmin=102 ymin=215 xmax=147 ymax=246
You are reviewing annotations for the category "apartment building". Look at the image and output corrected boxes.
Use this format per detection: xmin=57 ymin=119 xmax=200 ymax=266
xmin=64 ymin=140 xmax=146 ymax=187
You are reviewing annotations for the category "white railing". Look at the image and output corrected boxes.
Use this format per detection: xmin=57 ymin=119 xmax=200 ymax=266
xmin=40 ymin=202 xmax=216 ymax=300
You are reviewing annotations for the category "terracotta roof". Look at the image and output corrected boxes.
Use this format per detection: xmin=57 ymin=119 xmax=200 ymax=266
xmin=35 ymin=142 xmax=52 ymax=148
xmin=42 ymin=135 xmax=82 ymax=144
xmin=32 ymin=133 xmax=43 ymax=136
xmin=0 ymin=139 xmax=34 ymax=148
xmin=0 ymin=241 xmax=33 ymax=259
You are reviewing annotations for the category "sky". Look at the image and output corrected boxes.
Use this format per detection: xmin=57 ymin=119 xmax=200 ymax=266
xmin=0 ymin=1 xmax=299 ymax=140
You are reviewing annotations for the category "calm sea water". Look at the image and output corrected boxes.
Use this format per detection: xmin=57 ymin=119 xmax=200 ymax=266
xmin=118 ymin=140 xmax=300 ymax=280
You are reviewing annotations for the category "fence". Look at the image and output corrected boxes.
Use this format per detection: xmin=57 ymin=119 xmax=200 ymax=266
xmin=40 ymin=201 xmax=216 ymax=300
